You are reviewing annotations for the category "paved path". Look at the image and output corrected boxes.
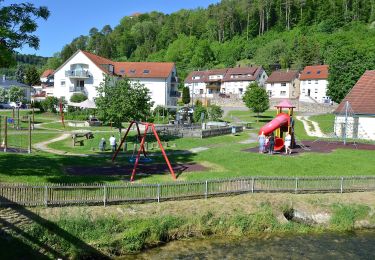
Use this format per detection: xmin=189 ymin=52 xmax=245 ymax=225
xmin=296 ymin=116 xmax=327 ymax=138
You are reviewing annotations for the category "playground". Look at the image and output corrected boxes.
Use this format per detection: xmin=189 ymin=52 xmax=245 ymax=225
xmin=0 ymin=103 xmax=375 ymax=184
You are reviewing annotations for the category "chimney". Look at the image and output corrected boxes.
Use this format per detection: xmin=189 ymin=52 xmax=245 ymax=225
xmin=2 ymin=75 xmax=5 ymax=82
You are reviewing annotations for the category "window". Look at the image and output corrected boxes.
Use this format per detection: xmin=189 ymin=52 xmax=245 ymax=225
xmin=308 ymin=80 xmax=311 ymax=84
xmin=193 ymin=76 xmax=200 ymax=80
xmin=302 ymin=88 xmax=305 ymax=93
xmin=143 ymin=69 xmax=150 ymax=74
xmin=271 ymin=83 xmax=274 ymax=87
xmin=315 ymin=89 xmax=318 ymax=93
xmin=315 ymin=97 xmax=317 ymax=99
xmin=263 ymin=74 xmax=266 ymax=79
xmin=200 ymin=89 xmax=203 ymax=94
xmin=280 ymin=91 xmax=286 ymax=96
xmin=292 ymin=91 xmax=295 ymax=96
xmin=281 ymin=83 xmax=286 ymax=87
xmin=315 ymin=80 xmax=318 ymax=84
xmin=307 ymin=71 xmax=311 ymax=74
xmin=61 ymin=80 xmax=65 ymax=86
xmin=317 ymin=70 xmax=321 ymax=74
xmin=239 ymin=88 xmax=243 ymax=94
xmin=120 ymin=69 xmax=125 ymax=74
xmin=130 ymin=69 xmax=136 ymax=74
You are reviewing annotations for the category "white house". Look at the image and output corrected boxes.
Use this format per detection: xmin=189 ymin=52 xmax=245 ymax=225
xmin=222 ymin=66 xmax=268 ymax=97
xmin=184 ymin=66 xmax=268 ymax=100
xmin=334 ymin=70 xmax=375 ymax=140
xmin=53 ymin=50 xmax=179 ymax=108
xmin=299 ymin=65 xmax=330 ymax=104
xmin=265 ymin=70 xmax=299 ymax=99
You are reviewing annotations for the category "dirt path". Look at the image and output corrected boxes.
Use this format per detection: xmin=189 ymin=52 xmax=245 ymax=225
xmin=296 ymin=116 xmax=327 ymax=137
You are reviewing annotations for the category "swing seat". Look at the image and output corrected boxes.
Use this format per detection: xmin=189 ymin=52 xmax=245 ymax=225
xmin=129 ymin=157 xmax=153 ymax=164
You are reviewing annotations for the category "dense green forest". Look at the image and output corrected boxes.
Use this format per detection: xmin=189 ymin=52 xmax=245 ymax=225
xmin=4 ymin=0 xmax=375 ymax=102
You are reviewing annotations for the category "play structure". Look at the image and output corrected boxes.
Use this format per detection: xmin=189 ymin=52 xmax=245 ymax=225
xmin=112 ymin=121 xmax=176 ymax=182
xmin=259 ymin=100 xmax=295 ymax=151
xmin=0 ymin=114 xmax=32 ymax=153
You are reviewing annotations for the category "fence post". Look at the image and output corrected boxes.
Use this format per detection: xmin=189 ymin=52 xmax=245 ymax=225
xmin=295 ymin=177 xmax=298 ymax=194
xmin=340 ymin=177 xmax=344 ymax=193
xmin=205 ymin=180 xmax=208 ymax=199
xmin=103 ymin=185 xmax=107 ymax=207
xmin=252 ymin=177 xmax=255 ymax=193
xmin=157 ymin=184 xmax=160 ymax=203
xmin=44 ymin=185 xmax=48 ymax=207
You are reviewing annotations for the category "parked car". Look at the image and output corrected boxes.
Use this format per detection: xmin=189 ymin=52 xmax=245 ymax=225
xmin=9 ymin=101 xmax=22 ymax=108
xmin=0 ymin=103 xmax=12 ymax=109
xmin=87 ymin=117 xmax=102 ymax=126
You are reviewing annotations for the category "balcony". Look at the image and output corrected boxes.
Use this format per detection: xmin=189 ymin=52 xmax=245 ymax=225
xmin=69 ymin=86 xmax=85 ymax=93
xmin=171 ymin=76 xmax=178 ymax=83
xmin=170 ymin=91 xmax=180 ymax=97
xmin=65 ymin=70 xmax=90 ymax=78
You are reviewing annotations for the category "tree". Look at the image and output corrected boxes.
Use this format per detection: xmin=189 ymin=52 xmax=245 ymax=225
xmin=70 ymin=93 xmax=87 ymax=103
xmin=41 ymin=96 xmax=58 ymax=112
xmin=15 ymin=65 xmax=25 ymax=83
xmin=0 ymin=1 xmax=50 ymax=67
xmin=8 ymin=86 xmax=25 ymax=102
xmin=242 ymin=82 xmax=269 ymax=120
xmin=207 ymin=104 xmax=224 ymax=121
xmin=193 ymin=105 xmax=207 ymax=123
xmin=25 ymin=66 xmax=40 ymax=86
xmin=0 ymin=88 xmax=7 ymax=103
xmin=95 ymin=77 xmax=153 ymax=128
xmin=182 ymin=87 xmax=191 ymax=105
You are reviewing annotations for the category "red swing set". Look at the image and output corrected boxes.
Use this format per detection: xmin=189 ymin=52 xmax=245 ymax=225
xmin=112 ymin=121 xmax=177 ymax=182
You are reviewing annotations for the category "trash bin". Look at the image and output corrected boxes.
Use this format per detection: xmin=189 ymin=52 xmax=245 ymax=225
xmin=231 ymin=126 xmax=236 ymax=134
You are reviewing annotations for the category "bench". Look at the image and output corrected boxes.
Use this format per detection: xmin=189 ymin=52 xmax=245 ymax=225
xmin=71 ymin=132 xmax=94 ymax=146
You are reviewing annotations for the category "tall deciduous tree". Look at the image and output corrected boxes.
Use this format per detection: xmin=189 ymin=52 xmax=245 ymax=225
xmin=8 ymin=86 xmax=25 ymax=102
xmin=0 ymin=1 xmax=50 ymax=67
xmin=242 ymin=82 xmax=269 ymax=120
xmin=95 ymin=77 xmax=153 ymax=128
xmin=0 ymin=88 xmax=7 ymax=103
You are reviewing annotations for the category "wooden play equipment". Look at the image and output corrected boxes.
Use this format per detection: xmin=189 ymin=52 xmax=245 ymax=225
xmin=259 ymin=100 xmax=296 ymax=151
xmin=112 ymin=121 xmax=176 ymax=182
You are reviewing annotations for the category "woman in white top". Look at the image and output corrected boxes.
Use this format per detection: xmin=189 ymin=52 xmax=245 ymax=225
xmin=284 ymin=133 xmax=292 ymax=155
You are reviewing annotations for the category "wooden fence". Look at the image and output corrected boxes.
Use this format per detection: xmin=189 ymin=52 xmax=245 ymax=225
xmin=0 ymin=176 xmax=374 ymax=207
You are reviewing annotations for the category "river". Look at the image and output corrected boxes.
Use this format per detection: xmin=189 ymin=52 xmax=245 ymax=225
xmin=121 ymin=231 xmax=375 ymax=259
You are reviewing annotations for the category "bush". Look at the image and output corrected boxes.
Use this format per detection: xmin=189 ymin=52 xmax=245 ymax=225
xmin=207 ymin=104 xmax=223 ymax=121
xmin=70 ymin=93 xmax=88 ymax=103
xmin=153 ymin=105 xmax=168 ymax=116
xmin=41 ymin=96 xmax=59 ymax=112
xmin=193 ymin=105 xmax=207 ymax=123
xmin=64 ymin=109 xmax=96 ymax=121
xmin=31 ymin=101 xmax=45 ymax=112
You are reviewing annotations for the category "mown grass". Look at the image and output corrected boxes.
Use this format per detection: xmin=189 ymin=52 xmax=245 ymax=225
xmin=310 ymin=113 xmax=335 ymax=135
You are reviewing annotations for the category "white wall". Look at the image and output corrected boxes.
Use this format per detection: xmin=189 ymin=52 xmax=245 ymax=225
xmin=334 ymin=115 xmax=375 ymax=140
xmin=299 ymin=79 xmax=329 ymax=103
xmin=266 ymin=79 xmax=299 ymax=99
xmin=222 ymin=81 xmax=252 ymax=97
xmin=54 ymin=51 xmax=105 ymax=102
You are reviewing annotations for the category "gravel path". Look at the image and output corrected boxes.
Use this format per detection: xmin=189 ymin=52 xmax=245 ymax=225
xmin=296 ymin=116 xmax=327 ymax=138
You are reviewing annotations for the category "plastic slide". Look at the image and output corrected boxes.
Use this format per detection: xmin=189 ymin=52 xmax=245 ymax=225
xmin=259 ymin=113 xmax=290 ymax=151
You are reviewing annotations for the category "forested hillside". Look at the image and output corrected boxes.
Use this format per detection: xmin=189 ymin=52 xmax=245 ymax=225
xmin=50 ymin=0 xmax=375 ymax=102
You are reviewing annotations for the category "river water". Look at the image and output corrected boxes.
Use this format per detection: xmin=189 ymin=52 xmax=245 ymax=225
xmin=123 ymin=231 xmax=375 ymax=259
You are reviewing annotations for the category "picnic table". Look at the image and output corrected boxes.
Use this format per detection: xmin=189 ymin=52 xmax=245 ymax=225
xmin=71 ymin=131 xmax=94 ymax=146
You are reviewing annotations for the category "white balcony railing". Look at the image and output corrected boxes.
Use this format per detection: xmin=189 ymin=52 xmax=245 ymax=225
xmin=65 ymin=70 xmax=90 ymax=78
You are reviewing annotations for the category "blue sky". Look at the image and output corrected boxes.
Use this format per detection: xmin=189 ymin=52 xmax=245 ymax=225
xmin=4 ymin=0 xmax=221 ymax=57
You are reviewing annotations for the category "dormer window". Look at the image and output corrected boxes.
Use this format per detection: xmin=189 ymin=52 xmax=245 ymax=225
xmin=143 ymin=69 xmax=150 ymax=74
xmin=307 ymin=71 xmax=311 ymax=74
xmin=130 ymin=69 xmax=136 ymax=74
xmin=120 ymin=69 xmax=125 ymax=74
xmin=317 ymin=70 xmax=321 ymax=74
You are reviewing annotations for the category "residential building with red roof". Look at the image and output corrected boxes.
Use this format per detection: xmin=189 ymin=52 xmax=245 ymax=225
xmin=184 ymin=66 xmax=267 ymax=101
xmin=39 ymin=69 xmax=55 ymax=98
xmin=334 ymin=70 xmax=375 ymax=140
xmin=53 ymin=50 xmax=178 ymax=108
xmin=299 ymin=65 xmax=330 ymax=104
xmin=265 ymin=70 xmax=299 ymax=99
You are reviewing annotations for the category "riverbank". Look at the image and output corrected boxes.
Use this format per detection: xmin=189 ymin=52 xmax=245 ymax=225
xmin=2 ymin=192 xmax=375 ymax=258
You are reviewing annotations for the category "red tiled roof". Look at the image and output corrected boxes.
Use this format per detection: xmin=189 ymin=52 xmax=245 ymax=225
xmin=41 ymin=69 xmax=54 ymax=78
xmin=299 ymin=65 xmax=329 ymax=80
xmin=335 ymin=70 xmax=375 ymax=115
xmin=184 ymin=69 xmax=228 ymax=84
xmin=266 ymin=70 xmax=299 ymax=83
xmin=81 ymin=50 xmax=174 ymax=78
xmin=32 ymin=91 xmax=46 ymax=98
xmin=222 ymin=66 xmax=262 ymax=82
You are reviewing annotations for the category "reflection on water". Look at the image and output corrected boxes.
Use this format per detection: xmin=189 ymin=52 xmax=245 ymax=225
xmin=122 ymin=231 xmax=375 ymax=259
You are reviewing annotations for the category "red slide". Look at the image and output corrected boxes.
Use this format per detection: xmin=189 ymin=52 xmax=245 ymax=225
xmin=259 ymin=113 xmax=290 ymax=151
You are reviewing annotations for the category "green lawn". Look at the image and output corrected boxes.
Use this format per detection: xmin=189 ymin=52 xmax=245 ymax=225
xmin=0 ymin=110 xmax=374 ymax=184
xmin=310 ymin=113 xmax=336 ymax=135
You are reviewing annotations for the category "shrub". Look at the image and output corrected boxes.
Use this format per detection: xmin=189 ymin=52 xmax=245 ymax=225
xmin=193 ymin=105 xmax=207 ymax=123
xmin=70 ymin=93 xmax=88 ymax=103
xmin=41 ymin=96 xmax=58 ymax=112
xmin=207 ymin=104 xmax=223 ymax=121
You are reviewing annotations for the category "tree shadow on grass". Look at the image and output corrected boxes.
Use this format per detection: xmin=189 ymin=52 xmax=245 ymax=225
xmin=0 ymin=197 xmax=109 ymax=259
xmin=0 ymin=148 xmax=198 ymax=183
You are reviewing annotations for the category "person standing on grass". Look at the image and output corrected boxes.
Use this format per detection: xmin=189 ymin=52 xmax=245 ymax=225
xmin=109 ymin=135 xmax=117 ymax=152
xmin=268 ymin=132 xmax=275 ymax=155
xmin=99 ymin=138 xmax=106 ymax=152
xmin=258 ymin=131 xmax=266 ymax=153
xmin=285 ymin=133 xmax=292 ymax=155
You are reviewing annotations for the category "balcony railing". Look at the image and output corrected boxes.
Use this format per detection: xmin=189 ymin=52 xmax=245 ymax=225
xmin=69 ymin=86 xmax=84 ymax=93
xmin=170 ymin=91 xmax=180 ymax=97
xmin=65 ymin=70 xmax=90 ymax=78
